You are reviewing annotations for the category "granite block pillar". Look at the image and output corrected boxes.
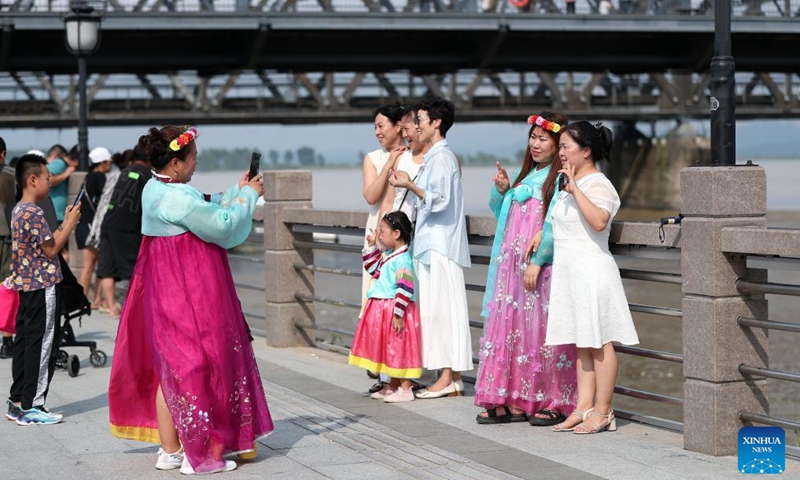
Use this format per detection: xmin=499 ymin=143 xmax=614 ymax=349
xmin=680 ymin=165 xmax=769 ymax=455
xmin=263 ymin=170 xmax=315 ymax=347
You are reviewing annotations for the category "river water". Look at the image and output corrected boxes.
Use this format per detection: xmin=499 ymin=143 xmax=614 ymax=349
xmin=200 ymin=160 xmax=800 ymax=425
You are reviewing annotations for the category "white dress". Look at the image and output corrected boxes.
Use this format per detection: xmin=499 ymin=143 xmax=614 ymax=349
xmin=545 ymin=173 xmax=640 ymax=349
xmin=362 ymin=149 xmax=392 ymax=302
xmin=391 ymin=150 xmax=423 ymax=221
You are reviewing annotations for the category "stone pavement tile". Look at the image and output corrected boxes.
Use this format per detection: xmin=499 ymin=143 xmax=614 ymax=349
xmin=312 ymin=461 xmax=417 ymax=480
xmin=350 ymin=411 xmax=448 ymax=439
xmin=278 ymin=442 xmax=373 ymax=468
xmin=257 ymin=418 xmax=331 ymax=450
xmin=467 ymin=449 xmax=603 ymax=480
xmin=416 ymin=433 xmax=508 ymax=455
xmin=444 ymin=463 xmax=524 ymax=480
xmin=230 ymin=456 xmax=330 ymax=479
xmin=319 ymin=430 xmax=372 ymax=452
xmin=360 ymin=448 xmax=429 ymax=470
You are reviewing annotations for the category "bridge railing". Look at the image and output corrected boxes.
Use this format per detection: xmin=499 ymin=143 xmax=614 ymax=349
xmin=718 ymin=227 xmax=800 ymax=458
xmin=4 ymin=0 xmax=797 ymax=16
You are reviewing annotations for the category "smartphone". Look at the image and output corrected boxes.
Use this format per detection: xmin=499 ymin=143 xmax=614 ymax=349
xmin=72 ymin=186 xmax=86 ymax=208
xmin=248 ymin=152 xmax=261 ymax=180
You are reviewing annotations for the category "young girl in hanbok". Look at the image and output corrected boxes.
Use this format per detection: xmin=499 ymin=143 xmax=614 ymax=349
xmin=349 ymin=211 xmax=422 ymax=403
xmin=108 ymin=126 xmax=274 ymax=474
xmin=474 ymin=112 xmax=578 ymax=425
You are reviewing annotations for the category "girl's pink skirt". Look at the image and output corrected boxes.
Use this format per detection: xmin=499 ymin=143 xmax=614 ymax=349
xmin=349 ymin=298 xmax=422 ymax=379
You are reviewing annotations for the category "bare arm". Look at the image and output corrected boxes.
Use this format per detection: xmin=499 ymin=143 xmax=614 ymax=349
xmin=362 ymin=147 xmax=407 ymax=205
xmin=559 ymin=166 xmax=611 ymax=232
xmin=572 ymin=187 xmax=611 ymax=232
xmin=49 ymin=165 xmax=76 ymax=187
xmin=379 ymin=185 xmax=397 ymax=216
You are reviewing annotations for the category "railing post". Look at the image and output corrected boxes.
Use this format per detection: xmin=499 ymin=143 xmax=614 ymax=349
xmin=680 ymin=165 xmax=769 ymax=455
xmin=262 ymin=170 xmax=315 ymax=347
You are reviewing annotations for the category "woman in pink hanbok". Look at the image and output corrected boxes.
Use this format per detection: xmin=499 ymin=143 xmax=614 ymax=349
xmin=474 ymin=112 xmax=577 ymax=426
xmin=108 ymin=126 xmax=274 ymax=474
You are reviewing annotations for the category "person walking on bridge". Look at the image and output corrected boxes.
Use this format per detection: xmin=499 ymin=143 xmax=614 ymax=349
xmin=108 ymin=125 xmax=273 ymax=474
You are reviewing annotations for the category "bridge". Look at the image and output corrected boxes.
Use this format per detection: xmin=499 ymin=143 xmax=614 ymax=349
xmin=0 ymin=0 xmax=799 ymax=125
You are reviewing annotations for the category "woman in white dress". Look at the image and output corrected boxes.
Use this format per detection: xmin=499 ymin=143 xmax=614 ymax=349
xmin=545 ymin=121 xmax=639 ymax=434
xmin=361 ymin=102 xmax=409 ymax=300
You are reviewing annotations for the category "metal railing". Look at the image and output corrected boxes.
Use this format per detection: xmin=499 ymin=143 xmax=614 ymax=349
xmin=733 ymin=251 xmax=800 ymax=457
xmin=277 ymin=213 xmax=685 ymax=430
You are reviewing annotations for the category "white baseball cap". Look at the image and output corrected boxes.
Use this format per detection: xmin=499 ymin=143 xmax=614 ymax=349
xmin=89 ymin=147 xmax=112 ymax=164
xmin=26 ymin=149 xmax=46 ymax=158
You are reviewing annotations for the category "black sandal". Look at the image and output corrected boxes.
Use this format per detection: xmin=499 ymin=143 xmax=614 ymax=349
xmin=410 ymin=380 xmax=427 ymax=392
xmin=528 ymin=409 xmax=567 ymax=427
xmin=476 ymin=406 xmax=528 ymax=425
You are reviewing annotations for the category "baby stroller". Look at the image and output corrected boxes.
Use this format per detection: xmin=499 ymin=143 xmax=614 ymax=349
xmin=55 ymin=254 xmax=108 ymax=377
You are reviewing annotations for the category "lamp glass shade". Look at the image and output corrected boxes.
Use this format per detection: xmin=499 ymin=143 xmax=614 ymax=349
xmin=65 ymin=17 xmax=101 ymax=55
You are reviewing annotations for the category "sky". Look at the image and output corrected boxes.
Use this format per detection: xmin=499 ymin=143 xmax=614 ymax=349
xmin=2 ymin=118 xmax=799 ymax=164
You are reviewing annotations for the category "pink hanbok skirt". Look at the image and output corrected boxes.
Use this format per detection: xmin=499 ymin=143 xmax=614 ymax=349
xmin=109 ymin=232 xmax=274 ymax=473
xmin=349 ymin=298 xmax=422 ymax=379
xmin=475 ymin=197 xmax=577 ymax=416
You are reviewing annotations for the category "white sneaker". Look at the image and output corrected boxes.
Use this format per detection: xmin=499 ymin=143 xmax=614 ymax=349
xmin=384 ymin=387 xmax=415 ymax=403
xmin=180 ymin=455 xmax=237 ymax=475
xmin=155 ymin=447 xmax=184 ymax=470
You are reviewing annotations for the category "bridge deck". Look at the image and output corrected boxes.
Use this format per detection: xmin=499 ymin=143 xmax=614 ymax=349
xmin=1 ymin=14 xmax=800 ymax=73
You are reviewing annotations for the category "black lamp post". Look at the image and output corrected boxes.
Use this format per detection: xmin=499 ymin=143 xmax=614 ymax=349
xmin=709 ymin=0 xmax=735 ymax=165
xmin=63 ymin=3 xmax=102 ymax=171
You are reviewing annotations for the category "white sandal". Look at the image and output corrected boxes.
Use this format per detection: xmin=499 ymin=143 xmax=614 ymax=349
xmin=553 ymin=409 xmax=590 ymax=432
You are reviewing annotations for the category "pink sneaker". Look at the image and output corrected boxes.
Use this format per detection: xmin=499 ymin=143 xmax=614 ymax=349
xmin=384 ymin=387 xmax=415 ymax=403
xmin=370 ymin=387 xmax=394 ymax=400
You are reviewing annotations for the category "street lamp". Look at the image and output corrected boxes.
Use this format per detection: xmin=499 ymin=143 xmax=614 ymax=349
xmin=63 ymin=2 xmax=102 ymax=171
xmin=709 ymin=0 xmax=735 ymax=165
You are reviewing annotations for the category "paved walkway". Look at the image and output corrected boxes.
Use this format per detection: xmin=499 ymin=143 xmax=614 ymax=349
xmin=0 ymin=313 xmax=797 ymax=479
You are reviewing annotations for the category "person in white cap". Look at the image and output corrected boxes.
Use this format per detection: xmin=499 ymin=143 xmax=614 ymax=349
xmin=76 ymin=147 xmax=113 ymax=309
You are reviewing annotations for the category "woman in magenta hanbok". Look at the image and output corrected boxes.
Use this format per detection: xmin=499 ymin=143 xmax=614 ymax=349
xmin=108 ymin=126 xmax=273 ymax=474
xmin=474 ymin=112 xmax=577 ymax=426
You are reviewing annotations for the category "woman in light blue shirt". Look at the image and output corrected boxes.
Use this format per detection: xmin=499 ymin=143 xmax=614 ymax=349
xmin=390 ymin=97 xmax=473 ymax=399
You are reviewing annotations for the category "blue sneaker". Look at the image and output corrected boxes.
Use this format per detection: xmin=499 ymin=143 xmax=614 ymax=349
xmin=5 ymin=400 xmax=23 ymax=421
xmin=16 ymin=406 xmax=64 ymax=425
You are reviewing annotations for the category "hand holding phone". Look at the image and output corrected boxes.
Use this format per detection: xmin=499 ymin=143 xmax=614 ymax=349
xmin=72 ymin=185 xmax=86 ymax=208
xmin=248 ymin=152 xmax=261 ymax=180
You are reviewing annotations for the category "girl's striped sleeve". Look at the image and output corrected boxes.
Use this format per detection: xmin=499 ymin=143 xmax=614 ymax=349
xmin=362 ymin=244 xmax=381 ymax=276
xmin=393 ymin=266 xmax=414 ymax=318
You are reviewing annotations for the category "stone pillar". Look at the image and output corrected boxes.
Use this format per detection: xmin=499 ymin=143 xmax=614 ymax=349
xmin=681 ymin=165 xmax=769 ymax=455
xmin=263 ymin=170 xmax=315 ymax=347
xmin=67 ymin=172 xmax=87 ymax=275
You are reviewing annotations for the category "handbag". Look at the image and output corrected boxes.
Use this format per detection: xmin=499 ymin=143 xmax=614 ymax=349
xmin=0 ymin=277 xmax=19 ymax=334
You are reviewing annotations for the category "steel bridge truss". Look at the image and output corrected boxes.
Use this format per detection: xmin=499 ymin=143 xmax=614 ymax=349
xmin=1 ymin=69 xmax=799 ymax=127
